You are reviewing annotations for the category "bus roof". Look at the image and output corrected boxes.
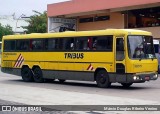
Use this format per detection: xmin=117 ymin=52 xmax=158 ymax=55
xmin=2 ymin=29 xmax=152 ymax=40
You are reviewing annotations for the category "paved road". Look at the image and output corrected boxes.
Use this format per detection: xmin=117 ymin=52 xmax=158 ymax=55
xmin=0 ymin=71 xmax=160 ymax=114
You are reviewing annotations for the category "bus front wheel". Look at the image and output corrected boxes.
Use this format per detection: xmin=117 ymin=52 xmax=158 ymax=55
xmin=33 ymin=67 xmax=44 ymax=83
xmin=96 ymin=70 xmax=111 ymax=88
xmin=21 ymin=67 xmax=34 ymax=82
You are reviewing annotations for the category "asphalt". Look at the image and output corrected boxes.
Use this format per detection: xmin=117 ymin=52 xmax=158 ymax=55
xmin=0 ymin=66 xmax=160 ymax=114
xmin=0 ymin=80 xmax=159 ymax=105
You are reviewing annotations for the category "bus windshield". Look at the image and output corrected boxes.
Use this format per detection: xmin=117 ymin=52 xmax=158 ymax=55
xmin=128 ymin=35 xmax=156 ymax=59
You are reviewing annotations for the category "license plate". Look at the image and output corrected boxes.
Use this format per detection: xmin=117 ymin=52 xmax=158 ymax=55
xmin=145 ymin=76 xmax=150 ymax=80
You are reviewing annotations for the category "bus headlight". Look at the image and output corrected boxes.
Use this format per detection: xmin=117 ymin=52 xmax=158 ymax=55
xmin=133 ymin=76 xmax=137 ymax=80
xmin=153 ymin=74 xmax=158 ymax=79
xmin=136 ymin=76 xmax=140 ymax=80
xmin=133 ymin=76 xmax=140 ymax=80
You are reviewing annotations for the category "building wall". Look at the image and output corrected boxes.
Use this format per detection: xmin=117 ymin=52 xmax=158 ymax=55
xmin=77 ymin=12 xmax=160 ymax=38
xmin=47 ymin=0 xmax=160 ymax=39
xmin=48 ymin=0 xmax=160 ymax=17
xmin=78 ymin=12 xmax=124 ymax=31
xmin=138 ymin=27 xmax=160 ymax=38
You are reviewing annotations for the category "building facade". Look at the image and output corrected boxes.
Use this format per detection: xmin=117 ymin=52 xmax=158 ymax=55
xmin=47 ymin=0 xmax=160 ymax=39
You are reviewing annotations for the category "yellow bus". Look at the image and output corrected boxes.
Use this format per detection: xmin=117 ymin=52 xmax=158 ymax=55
xmin=0 ymin=41 xmax=2 ymax=60
xmin=1 ymin=29 xmax=158 ymax=88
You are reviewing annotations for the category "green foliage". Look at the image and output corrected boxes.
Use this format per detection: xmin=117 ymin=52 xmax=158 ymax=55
xmin=24 ymin=11 xmax=47 ymax=33
xmin=0 ymin=23 xmax=13 ymax=41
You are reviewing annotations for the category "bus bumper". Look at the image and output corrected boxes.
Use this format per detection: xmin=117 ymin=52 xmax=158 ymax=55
xmin=110 ymin=72 xmax=158 ymax=83
xmin=126 ymin=72 xmax=158 ymax=83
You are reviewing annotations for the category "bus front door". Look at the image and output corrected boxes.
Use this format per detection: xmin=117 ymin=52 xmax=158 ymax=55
xmin=115 ymin=37 xmax=126 ymax=82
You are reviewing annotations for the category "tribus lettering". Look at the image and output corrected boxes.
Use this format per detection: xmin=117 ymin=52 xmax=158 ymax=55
xmin=65 ymin=53 xmax=84 ymax=59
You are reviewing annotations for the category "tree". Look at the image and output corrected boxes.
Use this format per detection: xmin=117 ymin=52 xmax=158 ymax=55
xmin=24 ymin=11 xmax=47 ymax=33
xmin=0 ymin=24 xmax=13 ymax=41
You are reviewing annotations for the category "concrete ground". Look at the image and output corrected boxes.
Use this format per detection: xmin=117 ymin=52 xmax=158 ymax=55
xmin=0 ymin=71 xmax=160 ymax=114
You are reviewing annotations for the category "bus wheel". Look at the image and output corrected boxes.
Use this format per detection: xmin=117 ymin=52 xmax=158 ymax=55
xmin=96 ymin=70 xmax=111 ymax=88
xmin=21 ymin=67 xmax=34 ymax=82
xmin=33 ymin=67 xmax=44 ymax=83
xmin=121 ymin=83 xmax=133 ymax=88
xmin=58 ymin=79 xmax=66 ymax=83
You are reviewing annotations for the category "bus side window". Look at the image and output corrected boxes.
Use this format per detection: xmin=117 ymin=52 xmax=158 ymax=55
xmin=23 ymin=42 xmax=29 ymax=50
xmin=58 ymin=39 xmax=63 ymax=50
xmin=88 ymin=37 xmax=92 ymax=50
xmin=92 ymin=37 xmax=97 ymax=50
xmin=116 ymin=38 xmax=124 ymax=61
xmin=16 ymin=40 xmax=29 ymax=51
xmin=95 ymin=36 xmax=113 ymax=51
xmin=64 ymin=38 xmax=74 ymax=50
xmin=31 ymin=39 xmax=44 ymax=50
xmin=46 ymin=38 xmax=57 ymax=50
xmin=4 ymin=40 xmax=16 ymax=52
xmin=75 ymin=37 xmax=89 ymax=50
xmin=116 ymin=39 xmax=124 ymax=51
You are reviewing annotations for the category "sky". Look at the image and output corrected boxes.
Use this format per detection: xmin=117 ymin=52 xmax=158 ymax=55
xmin=0 ymin=0 xmax=69 ymax=18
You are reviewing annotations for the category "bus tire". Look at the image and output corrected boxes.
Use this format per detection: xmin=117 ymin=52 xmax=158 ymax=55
xmin=121 ymin=83 xmax=133 ymax=88
xmin=58 ymin=79 xmax=66 ymax=83
xmin=21 ymin=67 xmax=34 ymax=82
xmin=96 ymin=70 xmax=111 ymax=88
xmin=33 ymin=67 xmax=44 ymax=83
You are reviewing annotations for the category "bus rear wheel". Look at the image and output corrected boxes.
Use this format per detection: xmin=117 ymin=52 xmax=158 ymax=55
xmin=21 ymin=67 xmax=34 ymax=82
xmin=33 ymin=67 xmax=44 ymax=83
xmin=96 ymin=70 xmax=111 ymax=88
xmin=121 ymin=83 xmax=133 ymax=88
